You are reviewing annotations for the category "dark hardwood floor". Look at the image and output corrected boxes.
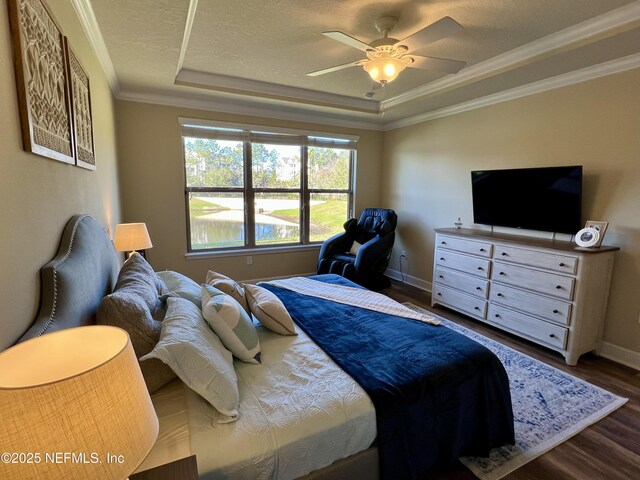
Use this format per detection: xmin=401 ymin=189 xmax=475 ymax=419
xmin=381 ymin=280 xmax=640 ymax=480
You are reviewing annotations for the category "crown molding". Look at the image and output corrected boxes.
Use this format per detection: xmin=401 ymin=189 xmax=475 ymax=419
xmin=71 ymin=0 xmax=120 ymax=94
xmin=176 ymin=0 xmax=198 ymax=76
xmin=175 ymin=69 xmax=380 ymax=113
xmin=116 ymin=89 xmax=385 ymax=131
xmin=381 ymin=2 xmax=640 ymax=111
xmin=385 ymin=53 xmax=640 ymax=131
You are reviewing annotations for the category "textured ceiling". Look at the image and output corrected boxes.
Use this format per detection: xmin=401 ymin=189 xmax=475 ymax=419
xmin=88 ymin=0 xmax=640 ymax=126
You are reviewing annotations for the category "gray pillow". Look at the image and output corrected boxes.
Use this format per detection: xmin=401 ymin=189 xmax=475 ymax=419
xmin=113 ymin=252 xmax=163 ymax=316
xmin=98 ymin=253 xmax=175 ymax=393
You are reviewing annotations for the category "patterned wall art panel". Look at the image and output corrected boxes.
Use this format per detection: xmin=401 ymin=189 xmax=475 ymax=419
xmin=8 ymin=0 xmax=75 ymax=164
xmin=65 ymin=39 xmax=95 ymax=170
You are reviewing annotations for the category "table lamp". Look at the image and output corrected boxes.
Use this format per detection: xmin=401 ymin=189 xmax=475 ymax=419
xmin=114 ymin=223 xmax=153 ymax=258
xmin=0 ymin=326 xmax=159 ymax=480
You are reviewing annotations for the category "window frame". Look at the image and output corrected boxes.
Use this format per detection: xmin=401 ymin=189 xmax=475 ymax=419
xmin=181 ymin=119 xmax=356 ymax=254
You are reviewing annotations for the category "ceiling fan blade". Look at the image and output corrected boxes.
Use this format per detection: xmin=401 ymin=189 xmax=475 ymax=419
xmin=408 ymin=55 xmax=466 ymax=74
xmin=322 ymin=31 xmax=372 ymax=52
xmin=395 ymin=17 xmax=463 ymax=53
xmin=307 ymin=61 xmax=362 ymax=77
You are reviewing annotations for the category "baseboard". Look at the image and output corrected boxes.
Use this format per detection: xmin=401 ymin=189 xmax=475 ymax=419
xmin=599 ymin=342 xmax=640 ymax=372
xmin=385 ymin=268 xmax=432 ymax=292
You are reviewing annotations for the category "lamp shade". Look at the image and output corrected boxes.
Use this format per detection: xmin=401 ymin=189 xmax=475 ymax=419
xmin=0 ymin=326 xmax=159 ymax=480
xmin=114 ymin=223 xmax=153 ymax=252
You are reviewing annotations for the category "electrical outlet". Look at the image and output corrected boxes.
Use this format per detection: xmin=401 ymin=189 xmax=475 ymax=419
xmin=246 ymin=256 xmax=253 ymax=265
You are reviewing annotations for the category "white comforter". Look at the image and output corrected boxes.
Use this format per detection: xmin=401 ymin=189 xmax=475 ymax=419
xmin=186 ymin=322 xmax=377 ymax=479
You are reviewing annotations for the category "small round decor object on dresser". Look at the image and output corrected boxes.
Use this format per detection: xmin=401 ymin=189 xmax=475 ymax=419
xmin=575 ymin=227 xmax=600 ymax=247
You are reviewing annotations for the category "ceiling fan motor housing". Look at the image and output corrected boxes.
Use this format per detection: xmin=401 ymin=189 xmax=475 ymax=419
xmin=375 ymin=15 xmax=399 ymax=36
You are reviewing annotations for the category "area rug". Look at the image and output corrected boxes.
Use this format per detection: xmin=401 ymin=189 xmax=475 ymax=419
xmin=403 ymin=303 xmax=627 ymax=480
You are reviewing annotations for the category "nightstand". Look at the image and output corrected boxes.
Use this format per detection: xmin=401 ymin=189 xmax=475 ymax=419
xmin=130 ymin=455 xmax=198 ymax=480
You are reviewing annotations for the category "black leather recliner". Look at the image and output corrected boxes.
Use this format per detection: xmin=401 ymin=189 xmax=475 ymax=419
xmin=317 ymin=208 xmax=397 ymax=290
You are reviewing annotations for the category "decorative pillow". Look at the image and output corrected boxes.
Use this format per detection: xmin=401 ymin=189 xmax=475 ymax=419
xmin=201 ymin=285 xmax=261 ymax=364
xmin=349 ymin=240 xmax=362 ymax=255
xmin=114 ymin=252 xmax=163 ymax=315
xmin=157 ymin=270 xmax=201 ymax=307
xmin=141 ymin=297 xmax=240 ymax=423
xmin=97 ymin=253 xmax=174 ymax=393
xmin=243 ymin=284 xmax=297 ymax=336
xmin=205 ymin=270 xmax=250 ymax=314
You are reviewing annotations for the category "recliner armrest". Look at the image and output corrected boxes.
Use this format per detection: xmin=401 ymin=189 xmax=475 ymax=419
xmin=354 ymin=231 xmax=395 ymax=273
xmin=318 ymin=231 xmax=352 ymax=268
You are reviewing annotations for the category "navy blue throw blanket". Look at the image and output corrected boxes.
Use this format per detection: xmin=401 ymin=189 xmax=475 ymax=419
xmin=262 ymin=275 xmax=514 ymax=479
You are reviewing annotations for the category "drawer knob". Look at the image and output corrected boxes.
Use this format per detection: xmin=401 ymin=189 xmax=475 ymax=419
xmin=559 ymin=262 xmax=565 ymax=267
xmin=439 ymin=275 xmax=444 ymax=279
xmin=553 ymin=309 xmax=559 ymax=314
xmin=474 ymin=307 xmax=480 ymax=310
xmin=494 ymin=314 xmax=500 ymax=318
xmin=499 ymin=271 xmax=505 ymax=276
xmin=437 ymin=293 xmax=442 ymax=296
xmin=555 ymin=285 xmax=562 ymax=289
xmin=441 ymin=241 xmax=446 ymax=245
xmin=477 ymin=266 xmax=483 ymax=270
xmin=480 ymin=248 xmax=486 ymax=252
xmin=476 ymin=287 xmax=482 ymax=290
xmin=549 ymin=333 xmax=555 ymax=338
xmin=497 ymin=293 xmax=503 ymax=297
xmin=501 ymin=252 xmax=507 ymax=256
xmin=440 ymin=257 xmax=445 ymax=261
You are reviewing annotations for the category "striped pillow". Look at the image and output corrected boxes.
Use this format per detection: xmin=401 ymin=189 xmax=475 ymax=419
xmin=201 ymin=285 xmax=261 ymax=364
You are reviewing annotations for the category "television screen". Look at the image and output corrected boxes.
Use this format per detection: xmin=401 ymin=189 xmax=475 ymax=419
xmin=471 ymin=166 xmax=582 ymax=234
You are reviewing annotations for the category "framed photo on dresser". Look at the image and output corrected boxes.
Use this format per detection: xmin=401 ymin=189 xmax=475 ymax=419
xmin=584 ymin=220 xmax=609 ymax=247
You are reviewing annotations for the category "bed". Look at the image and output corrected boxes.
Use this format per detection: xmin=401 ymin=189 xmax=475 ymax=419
xmin=14 ymin=215 xmax=514 ymax=479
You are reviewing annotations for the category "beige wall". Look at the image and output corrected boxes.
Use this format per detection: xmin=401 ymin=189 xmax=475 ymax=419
xmin=115 ymin=100 xmax=384 ymax=283
xmin=382 ymin=68 xmax=640 ymax=355
xmin=0 ymin=3 xmax=121 ymax=349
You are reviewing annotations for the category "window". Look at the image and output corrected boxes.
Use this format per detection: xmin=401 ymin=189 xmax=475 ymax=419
xmin=182 ymin=120 xmax=356 ymax=252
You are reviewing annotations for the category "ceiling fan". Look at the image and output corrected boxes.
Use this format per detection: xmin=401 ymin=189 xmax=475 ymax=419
xmin=308 ymin=15 xmax=466 ymax=85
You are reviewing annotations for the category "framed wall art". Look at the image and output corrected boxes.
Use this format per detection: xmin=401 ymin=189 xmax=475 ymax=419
xmin=8 ymin=0 xmax=75 ymax=164
xmin=65 ymin=38 xmax=95 ymax=170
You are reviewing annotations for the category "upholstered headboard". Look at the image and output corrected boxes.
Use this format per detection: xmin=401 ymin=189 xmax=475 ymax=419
xmin=19 ymin=215 xmax=120 ymax=342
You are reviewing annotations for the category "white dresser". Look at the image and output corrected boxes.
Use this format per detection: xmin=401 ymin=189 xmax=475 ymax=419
xmin=431 ymin=228 xmax=618 ymax=365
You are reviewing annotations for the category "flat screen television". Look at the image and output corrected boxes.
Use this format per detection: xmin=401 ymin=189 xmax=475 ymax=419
xmin=471 ymin=166 xmax=582 ymax=234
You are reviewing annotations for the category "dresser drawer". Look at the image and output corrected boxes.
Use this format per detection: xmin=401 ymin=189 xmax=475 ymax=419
xmin=490 ymin=284 xmax=572 ymax=325
xmin=494 ymin=245 xmax=578 ymax=274
xmin=488 ymin=304 xmax=568 ymax=350
xmin=435 ymin=250 xmax=491 ymax=278
xmin=433 ymin=284 xmax=487 ymax=319
xmin=435 ymin=266 xmax=489 ymax=299
xmin=437 ymin=235 xmax=493 ymax=258
xmin=492 ymin=261 xmax=574 ymax=300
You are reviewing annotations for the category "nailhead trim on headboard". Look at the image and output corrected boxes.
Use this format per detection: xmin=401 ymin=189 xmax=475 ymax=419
xmin=35 ymin=215 xmax=88 ymax=336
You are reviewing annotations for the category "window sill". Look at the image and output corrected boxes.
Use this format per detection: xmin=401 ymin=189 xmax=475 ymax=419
xmin=185 ymin=243 xmax=322 ymax=260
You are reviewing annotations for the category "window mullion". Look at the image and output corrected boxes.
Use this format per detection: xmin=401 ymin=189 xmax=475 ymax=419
xmin=348 ymin=150 xmax=355 ymax=218
xmin=301 ymin=146 xmax=309 ymax=244
xmin=244 ymin=141 xmax=256 ymax=248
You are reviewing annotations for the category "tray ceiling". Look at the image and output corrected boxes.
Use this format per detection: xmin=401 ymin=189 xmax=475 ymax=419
xmin=84 ymin=0 xmax=640 ymax=129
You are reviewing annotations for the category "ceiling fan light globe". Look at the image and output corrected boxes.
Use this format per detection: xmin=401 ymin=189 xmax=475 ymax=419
xmin=364 ymin=57 xmax=406 ymax=84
